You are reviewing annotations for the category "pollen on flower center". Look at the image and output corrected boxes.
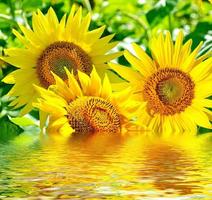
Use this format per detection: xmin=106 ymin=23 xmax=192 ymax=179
xmin=157 ymin=78 xmax=184 ymax=104
xmin=36 ymin=41 xmax=92 ymax=87
xmin=144 ymin=68 xmax=195 ymax=116
xmin=66 ymin=97 xmax=121 ymax=134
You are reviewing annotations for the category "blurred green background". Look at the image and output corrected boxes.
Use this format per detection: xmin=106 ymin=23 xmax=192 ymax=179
xmin=0 ymin=0 xmax=211 ymax=140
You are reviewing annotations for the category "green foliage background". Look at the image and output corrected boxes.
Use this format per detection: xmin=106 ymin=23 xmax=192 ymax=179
xmin=0 ymin=0 xmax=211 ymax=140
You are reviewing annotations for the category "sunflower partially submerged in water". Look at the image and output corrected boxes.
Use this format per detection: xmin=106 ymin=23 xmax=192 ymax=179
xmin=110 ymin=31 xmax=212 ymax=134
xmin=34 ymin=68 xmax=145 ymax=136
xmin=2 ymin=5 xmax=122 ymax=115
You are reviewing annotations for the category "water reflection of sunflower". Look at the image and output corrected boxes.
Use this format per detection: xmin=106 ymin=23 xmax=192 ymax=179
xmin=110 ymin=31 xmax=212 ymax=134
xmin=34 ymin=68 xmax=145 ymax=136
xmin=2 ymin=6 xmax=122 ymax=115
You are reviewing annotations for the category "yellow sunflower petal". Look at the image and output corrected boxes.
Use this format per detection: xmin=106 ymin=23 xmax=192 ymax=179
xmin=193 ymin=98 xmax=212 ymax=108
xmin=172 ymin=114 xmax=184 ymax=133
xmin=178 ymin=39 xmax=192 ymax=68
xmin=51 ymin=71 xmax=75 ymax=101
xmin=89 ymin=67 xmax=102 ymax=96
xmin=33 ymin=11 xmax=51 ymax=40
xmin=46 ymin=7 xmax=59 ymax=31
xmin=195 ymin=79 xmax=212 ymax=98
xmin=85 ymin=26 xmax=106 ymax=45
xmin=112 ymin=82 xmax=130 ymax=91
xmin=59 ymin=122 xmax=75 ymax=137
xmin=162 ymin=116 xmax=173 ymax=138
xmin=34 ymin=84 xmax=67 ymax=107
xmin=190 ymin=57 xmax=212 ymax=82
xmin=39 ymin=110 xmax=48 ymax=130
xmin=2 ymin=51 xmax=37 ymax=69
xmin=110 ymin=31 xmax=211 ymax=135
xmin=91 ymin=42 xmax=119 ymax=56
xmin=92 ymin=51 xmax=123 ymax=64
xmin=124 ymin=50 xmax=153 ymax=76
xmin=101 ymin=74 xmax=112 ymax=99
xmin=77 ymin=70 xmax=91 ymax=94
xmin=164 ymin=32 xmax=174 ymax=67
xmin=58 ymin=14 xmax=66 ymax=40
xmin=180 ymin=41 xmax=203 ymax=72
xmin=203 ymin=108 xmax=212 ymax=121
xmin=113 ymin=87 xmax=133 ymax=103
xmin=172 ymin=30 xmax=184 ymax=67
xmin=179 ymin=112 xmax=197 ymax=133
xmin=79 ymin=13 xmax=91 ymax=35
xmin=65 ymin=69 xmax=83 ymax=97
xmin=65 ymin=4 xmax=77 ymax=37
xmin=186 ymin=106 xmax=211 ymax=129
xmin=109 ymin=63 xmax=144 ymax=84
xmin=90 ymin=34 xmax=115 ymax=54
xmin=151 ymin=32 xmax=165 ymax=68
xmin=3 ymin=69 xmax=36 ymax=84
xmin=12 ymin=29 xmax=31 ymax=48
xmin=19 ymin=24 xmax=41 ymax=45
xmin=0 ymin=6 xmax=131 ymax=120
xmin=148 ymin=115 xmax=162 ymax=133
xmin=51 ymin=116 xmax=68 ymax=129
xmin=68 ymin=7 xmax=82 ymax=41
xmin=132 ymin=43 xmax=156 ymax=72
xmin=34 ymin=99 xmax=66 ymax=117
xmin=96 ymin=65 xmax=125 ymax=84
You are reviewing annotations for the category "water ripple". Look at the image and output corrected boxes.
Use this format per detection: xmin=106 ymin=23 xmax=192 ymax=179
xmin=0 ymin=133 xmax=212 ymax=199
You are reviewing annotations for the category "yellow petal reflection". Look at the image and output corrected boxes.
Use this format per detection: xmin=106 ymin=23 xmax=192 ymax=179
xmin=1 ymin=132 xmax=212 ymax=199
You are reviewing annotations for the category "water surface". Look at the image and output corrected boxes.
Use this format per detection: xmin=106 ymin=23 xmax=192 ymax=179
xmin=0 ymin=133 xmax=212 ymax=199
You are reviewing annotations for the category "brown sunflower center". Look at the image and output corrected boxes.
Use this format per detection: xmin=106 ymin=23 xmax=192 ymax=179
xmin=66 ymin=97 xmax=121 ymax=134
xmin=36 ymin=41 xmax=92 ymax=87
xmin=143 ymin=68 xmax=194 ymax=115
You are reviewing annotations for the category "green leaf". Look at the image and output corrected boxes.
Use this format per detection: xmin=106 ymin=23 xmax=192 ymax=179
xmin=0 ymin=3 xmax=10 ymax=15
xmin=198 ymin=126 xmax=212 ymax=134
xmin=185 ymin=22 xmax=212 ymax=51
xmin=0 ymin=17 xmax=14 ymax=28
xmin=146 ymin=0 xmax=178 ymax=27
xmin=0 ymin=116 xmax=23 ymax=142
xmin=22 ymin=0 xmax=43 ymax=11
xmin=29 ymin=109 xmax=39 ymax=120
xmin=9 ymin=116 xmax=35 ymax=127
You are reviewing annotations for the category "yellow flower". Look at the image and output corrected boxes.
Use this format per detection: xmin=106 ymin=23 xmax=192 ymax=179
xmin=33 ymin=68 xmax=145 ymax=136
xmin=110 ymin=31 xmax=212 ymax=135
xmin=1 ymin=6 xmax=122 ymax=115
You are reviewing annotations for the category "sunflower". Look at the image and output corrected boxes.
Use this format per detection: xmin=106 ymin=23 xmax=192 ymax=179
xmin=1 ymin=5 xmax=122 ymax=115
xmin=33 ymin=68 xmax=145 ymax=136
xmin=110 ymin=31 xmax=212 ymax=135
